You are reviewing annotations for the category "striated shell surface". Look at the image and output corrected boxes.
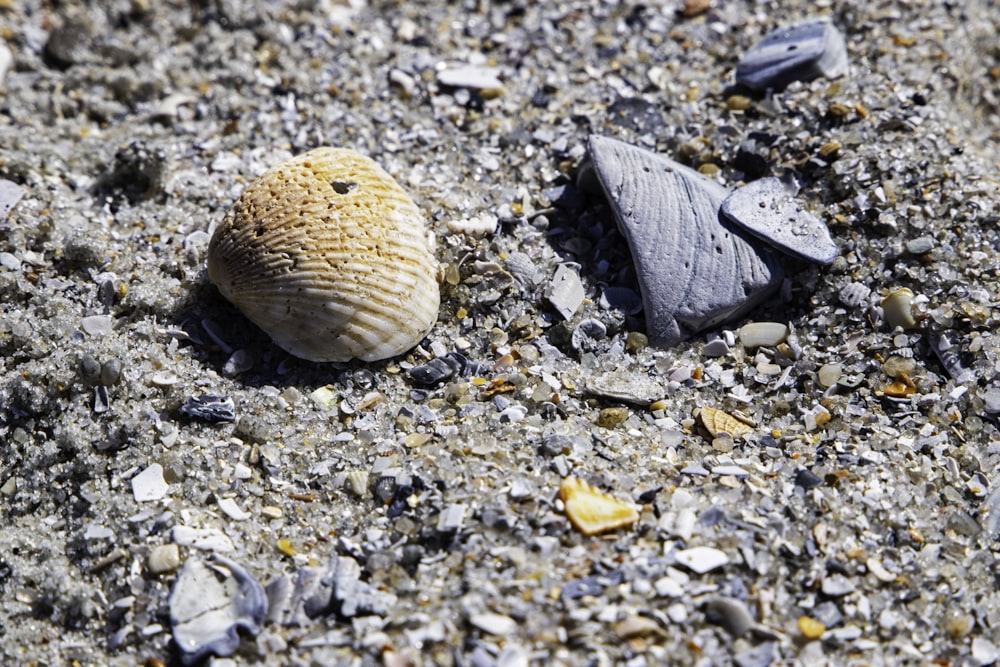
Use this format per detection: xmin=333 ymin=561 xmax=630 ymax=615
xmin=208 ymin=147 xmax=440 ymax=362
xmin=560 ymin=476 xmax=639 ymax=536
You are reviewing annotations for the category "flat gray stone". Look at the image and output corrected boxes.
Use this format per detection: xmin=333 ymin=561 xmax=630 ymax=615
xmin=721 ymin=178 xmax=838 ymax=265
xmin=736 ymin=20 xmax=848 ymax=91
xmin=583 ymin=135 xmax=782 ymax=348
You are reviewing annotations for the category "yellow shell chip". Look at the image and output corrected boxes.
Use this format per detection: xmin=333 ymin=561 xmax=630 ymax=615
xmin=559 ymin=476 xmax=639 ymax=536
xmin=698 ymin=406 xmax=754 ymax=439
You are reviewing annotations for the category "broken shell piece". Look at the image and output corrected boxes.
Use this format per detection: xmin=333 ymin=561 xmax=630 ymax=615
xmin=208 ymin=147 xmax=440 ymax=362
xmin=720 ymin=178 xmax=838 ymax=265
xmin=882 ymin=372 xmax=916 ymax=398
xmin=169 ymin=555 xmax=268 ymax=665
xmin=559 ymin=476 xmax=639 ymax=536
xmin=882 ymin=288 xmax=917 ymax=330
xmin=582 ymin=135 xmax=782 ymax=347
xmin=697 ymin=406 xmax=754 ymax=439
xmin=736 ymin=20 xmax=848 ymax=91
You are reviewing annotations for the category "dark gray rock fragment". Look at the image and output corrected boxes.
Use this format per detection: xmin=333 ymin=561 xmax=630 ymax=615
xmin=582 ymin=135 xmax=783 ymax=348
xmin=736 ymin=20 xmax=848 ymax=91
xmin=721 ymin=177 xmax=838 ymax=265
xmin=704 ymin=597 xmax=755 ymax=637
xmin=169 ymin=556 xmax=267 ymax=666
xmin=180 ymin=394 xmax=236 ymax=422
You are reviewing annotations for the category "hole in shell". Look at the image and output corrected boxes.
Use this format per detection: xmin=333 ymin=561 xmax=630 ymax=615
xmin=331 ymin=181 xmax=358 ymax=194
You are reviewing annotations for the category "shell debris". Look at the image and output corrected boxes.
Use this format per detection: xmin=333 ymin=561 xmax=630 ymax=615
xmin=559 ymin=476 xmax=639 ymax=536
xmin=697 ymin=406 xmax=754 ymax=439
xmin=583 ymin=135 xmax=783 ymax=348
xmin=882 ymin=288 xmax=917 ymax=330
xmin=208 ymin=147 xmax=440 ymax=362
xmin=736 ymin=19 xmax=848 ymax=91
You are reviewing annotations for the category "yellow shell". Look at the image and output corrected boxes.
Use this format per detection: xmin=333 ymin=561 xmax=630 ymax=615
xmin=697 ymin=406 xmax=754 ymax=439
xmin=559 ymin=476 xmax=639 ymax=536
xmin=208 ymin=147 xmax=440 ymax=362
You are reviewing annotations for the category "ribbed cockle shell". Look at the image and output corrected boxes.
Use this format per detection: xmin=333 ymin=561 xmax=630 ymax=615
xmin=208 ymin=147 xmax=440 ymax=362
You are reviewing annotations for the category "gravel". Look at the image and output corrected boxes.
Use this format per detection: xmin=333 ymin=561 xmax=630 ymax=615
xmin=2 ymin=0 xmax=1000 ymax=665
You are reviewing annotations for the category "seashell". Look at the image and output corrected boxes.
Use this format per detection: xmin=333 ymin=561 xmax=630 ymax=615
xmin=208 ymin=147 xmax=440 ymax=362
xmin=839 ymin=281 xmax=871 ymax=308
xmin=720 ymin=177 xmax=838 ymax=265
xmin=697 ymin=406 xmax=754 ymax=439
xmin=0 ymin=178 xmax=26 ymax=218
xmin=582 ymin=135 xmax=783 ymax=348
xmin=170 ymin=555 xmax=268 ymax=665
xmin=736 ymin=20 xmax=848 ymax=91
xmin=559 ymin=476 xmax=639 ymax=536
xmin=882 ymin=288 xmax=916 ymax=330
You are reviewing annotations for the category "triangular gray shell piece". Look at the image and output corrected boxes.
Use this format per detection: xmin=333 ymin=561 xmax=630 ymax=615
xmin=721 ymin=177 xmax=838 ymax=265
xmin=583 ymin=135 xmax=783 ymax=348
xmin=736 ymin=20 xmax=848 ymax=91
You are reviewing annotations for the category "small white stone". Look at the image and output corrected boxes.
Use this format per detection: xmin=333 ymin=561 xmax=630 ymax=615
xmin=172 ymin=526 xmax=235 ymax=552
xmin=548 ymin=263 xmax=584 ymax=321
xmin=820 ymin=573 xmax=856 ymax=597
xmin=0 ymin=44 xmax=11 ymax=88
xmin=148 ymin=544 xmax=182 ymax=574
xmin=666 ymin=602 xmax=688 ymax=623
xmin=217 ymin=497 xmax=250 ymax=521
xmin=437 ymin=503 xmax=467 ymax=532
xmin=81 ymin=314 xmax=114 ymax=336
xmin=469 ymin=612 xmax=518 ymax=635
xmin=0 ymin=251 xmax=20 ymax=271
xmin=972 ymin=637 xmax=1000 ymax=666
xmin=654 ymin=576 xmax=683 ymax=598
xmin=84 ymin=523 xmax=114 ymax=539
xmin=675 ymin=546 xmax=729 ymax=574
xmin=437 ymin=65 xmax=503 ymax=90
xmin=132 ymin=464 xmax=169 ymax=502
xmin=738 ymin=322 xmax=788 ymax=348
xmin=0 ymin=179 xmax=25 ymax=217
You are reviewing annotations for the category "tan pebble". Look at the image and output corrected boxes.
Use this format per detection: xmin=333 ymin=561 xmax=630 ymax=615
xmin=597 ymin=406 xmax=630 ymax=428
xmin=614 ymin=614 xmax=667 ymax=639
xmin=798 ymin=615 xmax=826 ymax=639
xmin=726 ymin=95 xmax=752 ymax=111
xmin=261 ymin=505 xmax=283 ymax=520
xmin=882 ymin=288 xmax=916 ymax=330
xmin=697 ymin=406 xmax=753 ymax=439
xmin=817 ymin=363 xmax=842 ymax=388
xmin=944 ymin=612 xmax=974 ymax=638
xmin=818 ymin=140 xmax=841 ymax=159
xmin=148 ymin=544 xmax=181 ymax=574
xmin=560 ymin=476 xmax=639 ymax=536
xmin=208 ymin=147 xmax=440 ymax=362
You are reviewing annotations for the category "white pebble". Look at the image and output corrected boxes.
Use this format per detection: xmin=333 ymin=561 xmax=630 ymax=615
xmin=548 ymin=263 xmax=584 ymax=321
xmin=675 ymin=546 xmax=729 ymax=574
xmin=132 ymin=464 xmax=169 ymax=502
xmin=148 ymin=544 xmax=182 ymax=574
xmin=972 ymin=637 xmax=1000 ymax=666
xmin=469 ymin=612 xmax=518 ymax=636
xmin=81 ymin=314 xmax=114 ymax=336
xmin=738 ymin=322 xmax=788 ymax=348
xmin=437 ymin=65 xmax=503 ymax=90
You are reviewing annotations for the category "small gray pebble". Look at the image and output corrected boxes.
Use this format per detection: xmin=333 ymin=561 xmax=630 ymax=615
xmin=100 ymin=359 xmax=122 ymax=386
xmin=703 ymin=338 xmax=731 ymax=357
xmin=811 ymin=601 xmax=845 ymax=629
xmin=704 ymin=597 xmax=755 ymax=637
xmin=79 ymin=355 xmax=102 ymax=385
xmin=820 ymin=573 xmax=856 ymax=597
xmin=734 ymin=641 xmax=778 ymax=667
xmin=794 ymin=468 xmax=823 ymax=489
xmin=905 ymin=236 xmax=935 ymax=255
xmin=409 ymin=352 xmax=468 ymax=386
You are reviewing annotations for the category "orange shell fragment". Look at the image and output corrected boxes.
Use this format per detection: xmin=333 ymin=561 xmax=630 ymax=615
xmin=559 ymin=476 xmax=639 ymax=536
xmin=698 ymin=406 xmax=754 ymax=439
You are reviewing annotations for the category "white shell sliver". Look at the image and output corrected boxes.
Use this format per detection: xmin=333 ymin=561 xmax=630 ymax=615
xmin=208 ymin=147 xmax=440 ymax=362
xmin=583 ymin=135 xmax=783 ymax=348
xmin=736 ymin=20 xmax=848 ymax=91
xmin=721 ymin=177 xmax=838 ymax=265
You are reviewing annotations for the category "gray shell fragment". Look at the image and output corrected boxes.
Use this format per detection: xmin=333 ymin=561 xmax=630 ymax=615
xmin=180 ymin=394 xmax=236 ymax=422
xmin=169 ymin=555 xmax=267 ymax=665
xmin=736 ymin=20 xmax=848 ymax=91
xmin=0 ymin=179 xmax=25 ymax=218
xmin=584 ymin=135 xmax=783 ymax=348
xmin=720 ymin=177 xmax=838 ymax=265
